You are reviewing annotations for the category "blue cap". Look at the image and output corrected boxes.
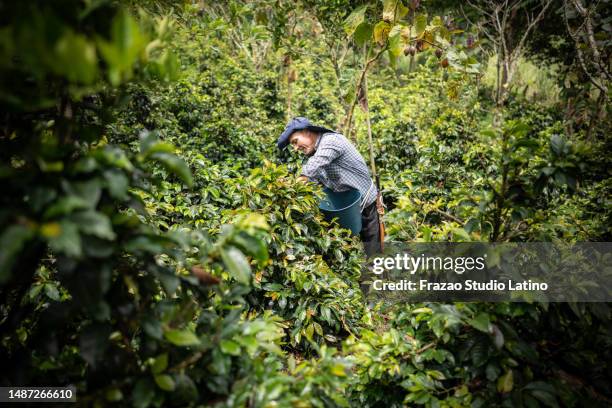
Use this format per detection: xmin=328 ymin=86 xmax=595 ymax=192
xmin=277 ymin=117 xmax=334 ymax=149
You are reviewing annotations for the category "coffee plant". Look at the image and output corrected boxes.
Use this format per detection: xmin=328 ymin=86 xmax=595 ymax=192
xmin=1 ymin=0 xmax=610 ymax=407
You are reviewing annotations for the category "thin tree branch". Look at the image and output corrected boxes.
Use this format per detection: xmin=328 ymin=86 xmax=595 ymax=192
xmin=343 ymin=45 xmax=388 ymax=137
xmin=513 ymin=0 xmax=553 ymax=62
xmin=563 ymin=1 xmax=608 ymax=94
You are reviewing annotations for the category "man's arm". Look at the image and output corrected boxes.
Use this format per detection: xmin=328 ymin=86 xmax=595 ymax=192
xmin=301 ymin=141 xmax=342 ymax=182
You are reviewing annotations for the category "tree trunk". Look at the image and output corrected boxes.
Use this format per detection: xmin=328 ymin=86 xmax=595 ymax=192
xmin=343 ymin=45 xmax=387 ymax=140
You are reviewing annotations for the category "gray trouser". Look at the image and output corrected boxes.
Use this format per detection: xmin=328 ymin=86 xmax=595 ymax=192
xmin=360 ymin=200 xmax=381 ymax=257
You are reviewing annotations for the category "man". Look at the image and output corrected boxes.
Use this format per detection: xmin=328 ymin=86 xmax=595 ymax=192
xmin=277 ymin=117 xmax=381 ymax=256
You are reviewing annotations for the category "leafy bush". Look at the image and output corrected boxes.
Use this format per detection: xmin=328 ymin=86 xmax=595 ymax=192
xmin=1 ymin=1 xmax=610 ymax=407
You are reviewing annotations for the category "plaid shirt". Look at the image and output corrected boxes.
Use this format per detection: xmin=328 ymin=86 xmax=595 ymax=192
xmin=301 ymin=132 xmax=377 ymax=208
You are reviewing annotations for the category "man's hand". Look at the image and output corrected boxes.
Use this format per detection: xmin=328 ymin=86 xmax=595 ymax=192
xmin=297 ymin=175 xmax=309 ymax=183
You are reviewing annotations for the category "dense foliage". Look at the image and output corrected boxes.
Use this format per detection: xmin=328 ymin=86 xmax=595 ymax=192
xmin=1 ymin=0 xmax=610 ymax=407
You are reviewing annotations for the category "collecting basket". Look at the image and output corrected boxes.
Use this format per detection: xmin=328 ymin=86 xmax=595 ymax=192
xmin=318 ymin=188 xmax=362 ymax=235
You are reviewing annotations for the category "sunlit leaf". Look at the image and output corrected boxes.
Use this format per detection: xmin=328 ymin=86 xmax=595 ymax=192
xmin=220 ymin=339 xmax=241 ymax=356
xmin=374 ymin=21 xmax=392 ymax=45
xmin=151 ymin=353 xmax=168 ymax=374
xmin=164 ymin=329 xmax=200 ymax=346
xmin=344 ymin=6 xmax=368 ymax=36
xmin=154 ymin=374 xmax=175 ymax=391
xmin=497 ymin=370 xmax=514 ymax=393
xmin=415 ymin=13 xmax=427 ymax=38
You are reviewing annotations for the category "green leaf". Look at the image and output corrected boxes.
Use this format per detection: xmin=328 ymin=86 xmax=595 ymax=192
xmin=236 ymin=212 xmax=270 ymax=231
xmin=150 ymin=152 xmax=193 ymax=187
xmin=28 ymin=187 xmax=57 ymax=213
xmin=44 ymin=284 xmax=61 ymax=301
xmin=146 ymin=141 xmax=175 ymax=156
xmin=157 ymin=270 xmax=180 ymax=296
xmin=53 ymin=30 xmax=98 ymax=84
xmin=237 ymin=335 xmax=259 ymax=355
xmin=67 ymin=179 xmax=102 ymax=209
xmin=382 ymin=0 xmax=396 ymax=22
xmin=486 ymin=362 xmax=501 ymax=381
xmin=154 ymin=374 xmax=175 ymax=392
xmin=105 ymin=388 xmax=123 ymax=402
xmin=43 ymin=196 xmax=90 ymax=219
xmin=415 ymin=13 xmax=427 ymax=38
xmin=139 ymin=130 xmax=176 ymax=158
xmin=143 ymin=316 xmax=163 ymax=340
xmin=73 ymin=157 xmax=98 ymax=174
xmin=353 ymin=22 xmax=373 ymax=46
xmin=220 ymin=339 xmax=241 ymax=356
xmin=383 ymin=0 xmax=408 ymax=21
xmin=526 ymin=382 xmax=559 ymax=405
xmin=421 ymin=226 xmax=432 ymax=241
xmin=431 ymin=15 xmax=443 ymax=27
xmin=554 ymin=171 xmax=567 ymax=185
xmin=497 ymin=370 xmax=513 ymax=393
xmin=508 ymin=121 xmax=530 ymax=138
xmin=388 ymin=48 xmax=398 ymax=68
xmin=550 ymin=134 xmax=566 ymax=156
xmin=125 ymin=234 xmax=173 ymax=254
xmin=305 ymin=323 xmax=314 ymax=341
xmin=469 ymin=313 xmax=492 ymax=333
xmin=70 ymin=211 xmax=116 ymax=240
xmin=524 ymin=381 xmax=557 ymax=394
xmin=231 ymin=233 xmax=268 ymax=263
xmin=530 ymin=390 xmax=558 ymax=408
xmin=388 ymin=25 xmax=403 ymax=56
xmin=173 ymin=373 xmax=199 ymax=404
xmin=395 ymin=1 xmax=409 ymax=19
xmin=452 ymin=227 xmax=470 ymax=241
xmin=48 ymin=221 xmax=82 ymax=257
xmin=164 ymin=329 xmax=200 ymax=346
xmin=149 ymin=50 xmax=180 ymax=82
xmin=151 ymin=353 xmax=168 ymax=374
xmin=470 ymin=338 xmax=489 ymax=367
xmin=344 ymin=6 xmax=368 ymax=36
xmin=29 ymin=284 xmax=43 ymax=300
xmin=374 ymin=21 xmax=391 ymax=44
xmin=132 ymin=379 xmax=155 ymax=408
xmin=427 ymin=370 xmax=446 ymax=380
xmin=104 ymin=169 xmax=129 ymax=200
xmin=0 ymin=225 xmax=35 ymax=283
xmin=221 ymin=246 xmax=252 ymax=285
xmin=93 ymin=146 xmax=134 ymax=171
xmin=331 ymin=363 xmax=346 ymax=377
xmin=97 ymin=9 xmax=146 ymax=85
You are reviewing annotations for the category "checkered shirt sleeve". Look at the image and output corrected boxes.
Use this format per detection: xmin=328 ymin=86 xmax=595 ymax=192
xmin=301 ymin=132 xmax=378 ymax=207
